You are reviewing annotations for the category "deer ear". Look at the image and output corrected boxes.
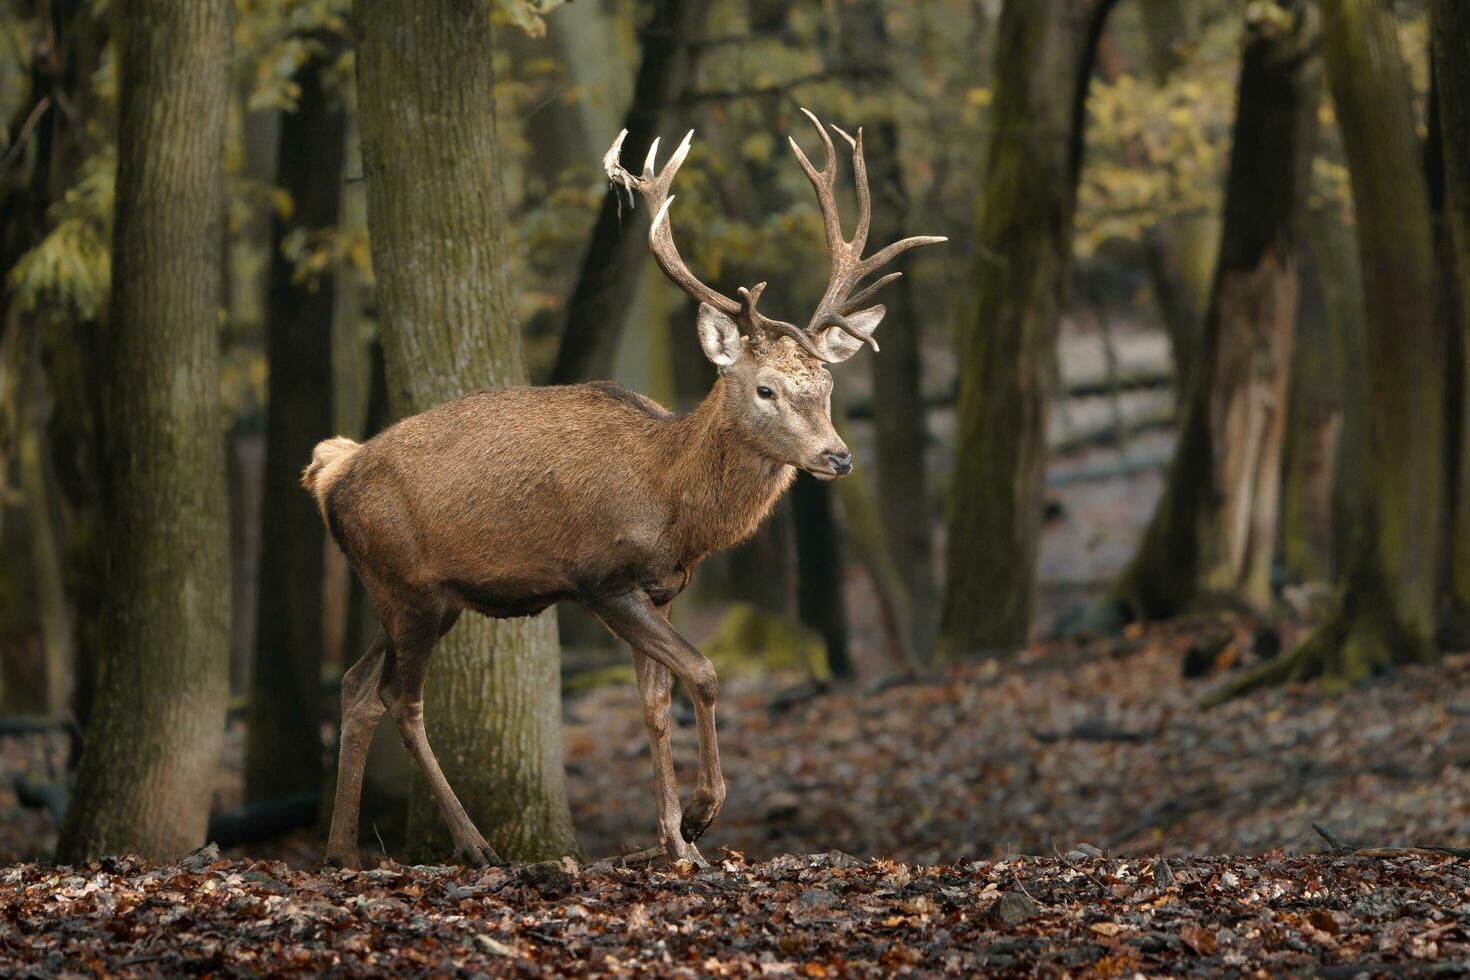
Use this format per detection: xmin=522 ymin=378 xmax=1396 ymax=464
xmin=818 ymin=305 xmax=886 ymax=363
xmin=697 ymin=303 xmax=745 ymax=367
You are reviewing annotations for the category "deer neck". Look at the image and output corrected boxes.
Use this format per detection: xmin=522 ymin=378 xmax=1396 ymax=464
xmin=656 ymin=377 xmax=795 ymax=560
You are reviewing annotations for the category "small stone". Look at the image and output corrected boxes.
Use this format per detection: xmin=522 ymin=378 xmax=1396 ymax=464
xmin=796 ymin=887 xmax=837 ymax=911
xmin=473 ymin=934 xmax=514 ymax=956
xmin=517 ymin=860 xmax=574 ymax=897
xmin=990 ymin=890 xmax=1038 ymax=926
xmin=182 ymin=842 xmax=221 ymax=872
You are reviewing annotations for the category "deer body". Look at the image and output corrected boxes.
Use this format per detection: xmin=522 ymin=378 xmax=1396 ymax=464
xmin=316 ymin=110 xmax=942 ymax=869
xmin=310 ymin=380 xmax=794 ymax=621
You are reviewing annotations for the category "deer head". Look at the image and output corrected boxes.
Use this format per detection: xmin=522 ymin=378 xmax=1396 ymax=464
xmin=603 ymin=109 xmax=946 ymax=481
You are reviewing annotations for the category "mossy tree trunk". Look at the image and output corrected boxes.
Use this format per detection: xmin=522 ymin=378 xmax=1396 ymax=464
xmin=1112 ymin=1 xmax=1323 ymax=619
xmin=547 ymin=0 xmax=709 ymax=385
xmin=1433 ymin=0 xmax=1470 ymax=644
xmin=354 ymin=0 xmax=579 ymax=861
xmin=1212 ymin=0 xmax=1441 ymax=701
xmin=245 ymin=47 xmax=346 ymax=803
xmin=1138 ymin=0 xmax=1219 ymax=393
xmin=940 ymin=0 xmax=1117 ymax=657
xmin=56 ymin=0 xmax=234 ymax=862
xmin=838 ymin=1 xmax=937 ymax=660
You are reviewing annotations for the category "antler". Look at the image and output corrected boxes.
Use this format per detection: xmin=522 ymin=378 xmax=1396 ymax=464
xmin=605 ymin=128 xmax=836 ymax=361
xmin=787 ymin=108 xmax=947 ymax=352
xmin=604 ymin=129 xmax=744 ymax=320
xmin=604 ymin=113 xmax=945 ymax=363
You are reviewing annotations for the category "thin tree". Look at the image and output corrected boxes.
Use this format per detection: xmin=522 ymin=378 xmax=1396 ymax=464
xmin=57 ymin=0 xmax=234 ymax=862
xmin=1112 ymin=0 xmax=1324 ymax=619
xmin=940 ymin=0 xmax=1117 ymax=657
xmin=245 ymin=45 xmax=347 ymax=803
xmin=548 ymin=0 xmax=709 ymax=385
xmin=353 ymin=0 xmax=579 ymax=861
xmin=837 ymin=0 xmax=937 ymax=659
xmin=1433 ymin=0 xmax=1470 ymax=641
xmin=1212 ymin=0 xmax=1440 ymax=699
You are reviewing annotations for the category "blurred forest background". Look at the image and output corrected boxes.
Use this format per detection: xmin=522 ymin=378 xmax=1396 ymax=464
xmin=0 ymin=0 xmax=1468 ymax=867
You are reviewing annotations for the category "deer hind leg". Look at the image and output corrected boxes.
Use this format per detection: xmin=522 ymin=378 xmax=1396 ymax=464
xmin=632 ymin=648 xmax=705 ymax=866
xmin=325 ymin=633 xmax=391 ymax=869
xmin=384 ymin=605 xmax=504 ymax=868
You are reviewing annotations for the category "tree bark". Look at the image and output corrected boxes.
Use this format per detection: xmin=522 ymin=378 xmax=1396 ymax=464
xmin=792 ymin=477 xmax=851 ymax=679
xmin=836 ymin=1 xmax=937 ymax=660
xmin=1433 ymin=0 xmax=1470 ymax=644
xmin=1112 ymin=1 xmax=1323 ymax=619
xmin=245 ymin=48 xmax=346 ymax=803
xmin=354 ymin=0 xmax=578 ymax=861
xmin=940 ymin=0 xmax=1116 ymax=657
xmin=56 ymin=0 xmax=234 ymax=862
xmin=1212 ymin=0 xmax=1441 ymax=700
xmin=547 ymin=0 xmax=709 ymax=385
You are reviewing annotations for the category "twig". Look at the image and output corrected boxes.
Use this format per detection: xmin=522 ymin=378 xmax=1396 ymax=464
xmin=0 ymin=95 xmax=51 ymax=175
xmin=1052 ymin=844 xmax=1110 ymax=895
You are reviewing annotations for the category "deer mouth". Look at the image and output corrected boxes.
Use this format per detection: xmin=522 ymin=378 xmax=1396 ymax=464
xmin=806 ymin=466 xmax=844 ymax=482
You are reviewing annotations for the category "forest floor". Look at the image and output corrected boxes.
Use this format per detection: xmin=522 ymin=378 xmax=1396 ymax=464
xmin=2 ymin=842 xmax=1467 ymax=975
xmin=2 ymin=617 xmax=1469 ymax=974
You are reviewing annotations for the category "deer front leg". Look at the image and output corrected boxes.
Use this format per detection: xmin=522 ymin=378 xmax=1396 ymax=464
xmin=591 ymin=591 xmax=726 ymax=852
xmin=632 ymin=649 xmax=706 ymax=866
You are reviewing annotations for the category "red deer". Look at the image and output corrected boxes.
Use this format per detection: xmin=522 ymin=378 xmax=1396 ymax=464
xmin=305 ymin=109 xmax=944 ymax=868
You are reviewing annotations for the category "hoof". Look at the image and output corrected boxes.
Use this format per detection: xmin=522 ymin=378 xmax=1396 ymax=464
xmin=665 ymin=841 xmax=709 ymax=868
xmin=680 ymin=794 xmax=722 ymax=844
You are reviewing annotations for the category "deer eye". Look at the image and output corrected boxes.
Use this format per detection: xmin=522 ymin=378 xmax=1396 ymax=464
xmin=756 ymin=385 xmax=775 ymax=400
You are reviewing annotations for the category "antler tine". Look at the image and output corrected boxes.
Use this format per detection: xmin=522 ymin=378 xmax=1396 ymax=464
xmin=831 ymin=124 xmax=871 ymax=253
xmin=857 ymin=235 xmax=949 ymax=279
xmin=605 ymin=128 xmax=743 ymax=318
xmin=841 ymin=272 xmax=901 ymax=314
xmin=789 ymin=107 xmax=844 ymax=250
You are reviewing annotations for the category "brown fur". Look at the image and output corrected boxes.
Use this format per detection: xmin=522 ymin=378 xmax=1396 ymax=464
xmin=305 ymin=370 xmax=811 ymax=619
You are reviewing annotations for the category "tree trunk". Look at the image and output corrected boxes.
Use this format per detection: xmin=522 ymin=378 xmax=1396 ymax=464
xmin=836 ymin=1 xmax=937 ymax=660
xmin=940 ymin=0 xmax=1116 ymax=657
xmin=56 ymin=0 xmax=234 ymax=862
xmin=1137 ymin=0 xmax=1218 ymax=393
xmin=547 ymin=0 xmax=710 ymax=385
xmin=1211 ymin=0 xmax=1441 ymax=701
xmin=1433 ymin=0 xmax=1470 ymax=644
xmin=1112 ymin=0 xmax=1323 ymax=619
xmin=245 ymin=49 xmax=346 ymax=803
xmin=354 ymin=0 xmax=579 ymax=861
xmin=792 ymin=478 xmax=851 ymax=679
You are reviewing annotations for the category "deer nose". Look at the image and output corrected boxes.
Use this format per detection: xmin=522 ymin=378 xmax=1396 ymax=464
xmin=823 ymin=449 xmax=852 ymax=475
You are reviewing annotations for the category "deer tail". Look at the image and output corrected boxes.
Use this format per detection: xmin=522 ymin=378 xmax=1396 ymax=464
xmin=302 ymin=436 xmax=362 ymax=518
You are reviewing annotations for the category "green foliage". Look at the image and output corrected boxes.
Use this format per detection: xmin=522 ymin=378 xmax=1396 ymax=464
xmin=496 ymin=0 xmax=571 ymax=38
xmin=234 ymin=0 xmax=352 ymax=112
xmin=9 ymin=152 xmax=115 ymax=322
xmin=1075 ymin=11 xmax=1239 ymax=259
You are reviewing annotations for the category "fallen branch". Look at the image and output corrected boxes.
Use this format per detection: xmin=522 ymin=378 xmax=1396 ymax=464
xmin=1029 ymin=720 xmax=1160 ymax=743
xmin=1312 ymin=822 xmax=1470 ymax=859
